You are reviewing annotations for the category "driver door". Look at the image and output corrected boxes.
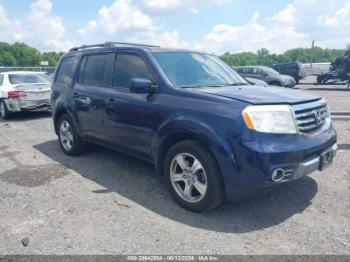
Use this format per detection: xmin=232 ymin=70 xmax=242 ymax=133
xmin=103 ymin=53 xmax=162 ymax=159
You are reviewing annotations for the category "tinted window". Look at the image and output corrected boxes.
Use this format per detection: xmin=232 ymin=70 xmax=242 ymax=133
xmin=56 ymin=56 xmax=77 ymax=85
xmin=79 ymin=54 xmax=109 ymax=86
xmin=113 ymin=54 xmax=155 ymax=88
xmin=252 ymin=68 xmax=261 ymax=75
xmin=9 ymin=74 xmax=49 ymax=84
xmin=0 ymin=74 xmax=3 ymax=85
xmin=239 ymin=68 xmax=250 ymax=74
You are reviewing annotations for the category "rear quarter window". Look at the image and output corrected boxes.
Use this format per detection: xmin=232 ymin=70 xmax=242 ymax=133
xmin=0 ymin=74 xmax=3 ymax=86
xmin=55 ymin=56 xmax=78 ymax=85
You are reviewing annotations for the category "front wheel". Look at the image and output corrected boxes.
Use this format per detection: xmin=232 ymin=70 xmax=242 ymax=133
xmin=164 ymin=140 xmax=224 ymax=212
xmin=0 ymin=100 xmax=11 ymax=120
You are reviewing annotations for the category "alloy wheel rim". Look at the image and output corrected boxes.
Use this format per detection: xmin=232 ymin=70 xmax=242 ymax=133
xmin=170 ymin=153 xmax=207 ymax=203
xmin=59 ymin=120 xmax=74 ymax=151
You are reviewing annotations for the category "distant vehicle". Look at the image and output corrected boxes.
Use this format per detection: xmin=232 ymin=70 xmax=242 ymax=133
xmin=316 ymin=71 xmax=349 ymax=85
xmin=271 ymin=62 xmax=305 ymax=83
xmin=0 ymin=71 xmax=51 ymax=119
xmin=316 ymin=51 xmax=350 ymax=86
xmin=244 ymin=77 xmax=268 ymax=86
xmin=40 ymin=72 xmax=53 ymax=82
xmin=51 ymin=42 xmax=337 ymax=212
xmin=236 ymin=66 xmax=296 ymax=88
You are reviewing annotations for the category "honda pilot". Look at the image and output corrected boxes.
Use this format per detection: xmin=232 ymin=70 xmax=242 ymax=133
xmin=51 ymin=42 xmax=337 ymax=212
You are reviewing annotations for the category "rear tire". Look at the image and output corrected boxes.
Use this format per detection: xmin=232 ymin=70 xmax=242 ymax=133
xmin=57 ymin=114 xmax=86 ymax=156
xmin=164 ymin=140 xmax=225 ymax=212
xmin=0 ymin=100 xmax=11 ymax=120
xmin=270 ymin=81 xmax=281 ymax=86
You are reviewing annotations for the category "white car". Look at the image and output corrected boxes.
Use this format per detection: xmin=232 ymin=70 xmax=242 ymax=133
xmin=0 ymin=71 xmax=51 ymax=119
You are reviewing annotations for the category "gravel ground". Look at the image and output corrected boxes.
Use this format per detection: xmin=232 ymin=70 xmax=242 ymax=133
xmin=0 ymin=86 xmax=349 ymax=255
xmin=298 ymin=76 xmax=350 ymax=112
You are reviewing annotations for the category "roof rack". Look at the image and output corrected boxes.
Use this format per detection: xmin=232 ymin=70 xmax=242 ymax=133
xmin=69 ymin=42 xmax=160 ymax=52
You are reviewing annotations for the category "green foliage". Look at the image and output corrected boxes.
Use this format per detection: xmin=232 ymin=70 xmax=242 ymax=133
xmin=0 ymin=42 xmax=63 ymax=67
xmin=0 ymin=41 xmax=347 ymax=68
xmin=220 ymin=46 xmax=347 ymax=66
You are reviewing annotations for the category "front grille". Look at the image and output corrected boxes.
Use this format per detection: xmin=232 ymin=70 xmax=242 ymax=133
xmin=293 ymin=101 xmax=329 ymax=134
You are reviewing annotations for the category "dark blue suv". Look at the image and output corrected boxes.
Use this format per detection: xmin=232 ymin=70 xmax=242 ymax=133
xmin=51 ymin=42 xmax=337 ymax=212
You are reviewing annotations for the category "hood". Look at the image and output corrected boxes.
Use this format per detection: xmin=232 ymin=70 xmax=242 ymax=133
xmin=245 ymin=77 xmax=268 ymax=86
xmin=190 ymin=85 xmax=320 ymax=105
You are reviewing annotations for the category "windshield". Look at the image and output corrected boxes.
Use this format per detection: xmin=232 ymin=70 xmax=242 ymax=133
xmin=9 ymin=74 xmax=50 ymax=85
xmin=152 ymin=52 xmax=248 ymax=88
xmin=262 ymin=67 xmax=280 ymax=76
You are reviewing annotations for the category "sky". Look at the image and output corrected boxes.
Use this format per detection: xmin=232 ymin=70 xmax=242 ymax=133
xmin=0 ymin=0 xmax=349 ymax=54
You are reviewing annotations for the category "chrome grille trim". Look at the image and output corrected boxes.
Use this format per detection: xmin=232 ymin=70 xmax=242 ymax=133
xmin=292 ymin=99 xmax=330 ymax=134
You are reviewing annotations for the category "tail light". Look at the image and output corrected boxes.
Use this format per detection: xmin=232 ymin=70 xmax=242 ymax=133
xmin=8 ymin=90 xmax=27 ymax=98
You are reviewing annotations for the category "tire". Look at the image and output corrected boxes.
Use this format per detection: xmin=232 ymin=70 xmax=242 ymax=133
xmin=164 ymin=140 xmax=224 ymax=212
xmin=270 ymin=81 xmax=281 ymax=86
xmin=0 ymin=100 xmax=12 ymax=120
xmin=57 ymin=114 xmax=86 ymax=156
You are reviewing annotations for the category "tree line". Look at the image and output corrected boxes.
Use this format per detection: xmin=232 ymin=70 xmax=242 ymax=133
xmin=220 ymin=45 xmax=350 ymax=67
xmin=0 ymin=42 xmax=63 ymax=67
xmin=0 ymin=42 xmax=349 ymax=68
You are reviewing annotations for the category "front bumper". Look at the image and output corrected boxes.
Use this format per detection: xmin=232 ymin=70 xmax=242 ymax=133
xmin=5 ymin=98 xmax=51 ymax=112
xmin=291 ymin=143 xmax=337 ymax=180
xmin=224 ymin=125 xmax=337 ymax=200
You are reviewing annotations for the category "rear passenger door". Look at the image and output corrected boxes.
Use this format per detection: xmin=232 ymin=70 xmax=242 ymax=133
xmin=74 ymin=53 xmax=113 ymax=139
xmin=103 ymin=52 xmax=161 ymax=160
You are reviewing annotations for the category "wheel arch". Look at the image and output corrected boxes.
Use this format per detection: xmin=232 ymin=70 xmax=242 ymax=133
xmin=53 ymin=107 xmax=81 ymax=136
xmin=268 ymin=80 xmax=282 ymax=86
xmin=153 ymin=119 xmax=235 ymax=183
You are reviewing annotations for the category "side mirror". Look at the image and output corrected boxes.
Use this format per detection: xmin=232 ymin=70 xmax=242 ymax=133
xmin=129 ymin=78 xmax=157 ymax=93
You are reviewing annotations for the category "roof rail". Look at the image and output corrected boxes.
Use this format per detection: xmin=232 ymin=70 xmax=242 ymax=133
xmin=69 ymin=42 xmax=160 ymax=52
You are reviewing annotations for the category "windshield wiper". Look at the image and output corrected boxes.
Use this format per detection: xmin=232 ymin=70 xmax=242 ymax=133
xmin=179 ymin=84 xmax=232 ymax=89
xmin=178 ymin=84 xmax=220 ymax=89
xmin=179 ymin=83 xmax=248 ymax=89
xmin=226 ymin=82 xmax=249 ymax=86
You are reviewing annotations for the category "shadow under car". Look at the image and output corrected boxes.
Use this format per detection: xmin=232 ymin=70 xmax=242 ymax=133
xmin=34 ymin=140 xmax=318 ymax=233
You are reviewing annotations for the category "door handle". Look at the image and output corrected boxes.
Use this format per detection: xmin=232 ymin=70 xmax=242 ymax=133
xmin=73 ymin=93 xmax=91 ymax=105
xmin=108 ymin=98 xmax=118 ymax=105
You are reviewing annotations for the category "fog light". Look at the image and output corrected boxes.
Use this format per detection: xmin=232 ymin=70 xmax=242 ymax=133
xmin=271 ymin=168 xmax=285 ymax=182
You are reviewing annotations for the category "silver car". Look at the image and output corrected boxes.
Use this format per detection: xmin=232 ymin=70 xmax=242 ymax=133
xmin=236 ymin=66 xmax=296 ymax=88
xmin=0 ymin=71 xmax=51 ymax=119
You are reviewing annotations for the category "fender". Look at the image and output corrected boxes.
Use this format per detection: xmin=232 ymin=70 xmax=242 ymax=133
xmin=152 ymin=115 xmax=237 ymax=180
xmin=53 ymin=95 xmax=82 ymax=136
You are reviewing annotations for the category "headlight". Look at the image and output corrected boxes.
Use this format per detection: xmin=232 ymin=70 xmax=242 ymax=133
xmin=242 ymin=105 xmax=297 ymax=134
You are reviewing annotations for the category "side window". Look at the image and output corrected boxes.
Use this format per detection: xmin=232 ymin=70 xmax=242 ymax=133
xmin=78 ymin=54 xmax=109 ymax=86
xmin=248 ymin=68 xmax=255 ymax=74
xmin=0 ymin=74 xmax=4 ymax=86
xmin=56 ymin=56 xmax=77 ymax=85
xmin=253 ymin=68 xmax=262 ymax=75
xmin=113 ymin=54 xmax=155 ymax=88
